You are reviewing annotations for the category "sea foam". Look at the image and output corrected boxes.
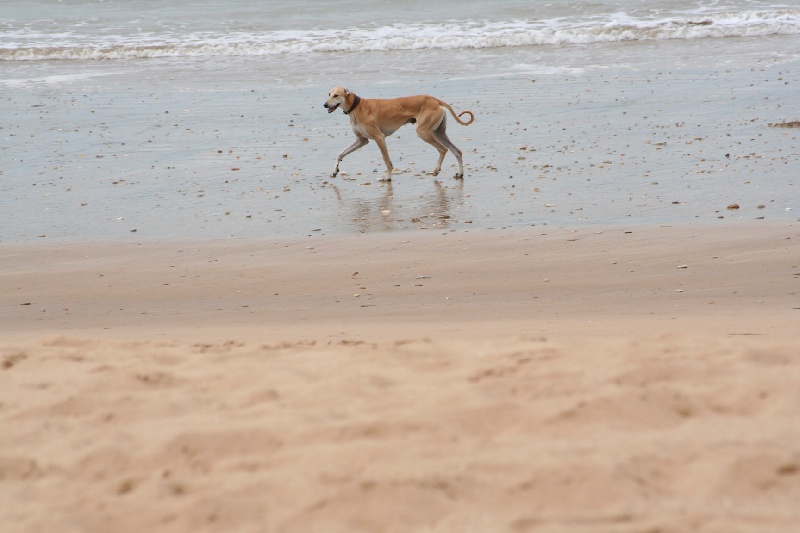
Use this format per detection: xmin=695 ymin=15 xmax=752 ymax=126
xmin=2 ymin=10 xmax=799 ymax=61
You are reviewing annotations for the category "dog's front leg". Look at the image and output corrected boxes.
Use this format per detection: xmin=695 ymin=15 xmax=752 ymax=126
xmin=332 ymin=136 xmax=368 ymax=178
xmin=373 ymin=135 xmax=394 ymax=181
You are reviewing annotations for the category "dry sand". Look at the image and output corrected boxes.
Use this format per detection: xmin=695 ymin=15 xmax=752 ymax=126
xmin=2 ymin=222 xmax=800 ymax=532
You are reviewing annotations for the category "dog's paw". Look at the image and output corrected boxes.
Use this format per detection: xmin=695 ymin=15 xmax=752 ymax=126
xmin=454 ymin=172 xmax=464 ymax=180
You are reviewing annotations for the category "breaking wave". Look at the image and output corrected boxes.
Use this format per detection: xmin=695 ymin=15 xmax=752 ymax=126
xmin=3 ymin=10 xmax=799 ymax=61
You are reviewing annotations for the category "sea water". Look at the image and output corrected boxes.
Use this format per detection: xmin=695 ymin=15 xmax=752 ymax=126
xmin=2 ymin=0 xmax=799 ymax=241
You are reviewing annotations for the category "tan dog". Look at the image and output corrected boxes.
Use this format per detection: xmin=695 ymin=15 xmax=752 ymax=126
xmin=324 ymin=87 xmax=474 ymax=181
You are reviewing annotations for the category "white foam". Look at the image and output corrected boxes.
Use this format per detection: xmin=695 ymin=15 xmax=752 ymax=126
xmin=2 ymin=10 xmax=799 ymax=61
xmin=0 ymin=71 xmax=113 ymax=88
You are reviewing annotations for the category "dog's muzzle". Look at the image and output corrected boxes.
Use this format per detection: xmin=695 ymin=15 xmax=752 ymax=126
xmin=324 ymin=103 xmax=339 ymax=113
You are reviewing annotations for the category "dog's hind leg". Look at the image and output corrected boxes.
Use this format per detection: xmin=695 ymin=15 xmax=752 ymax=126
xmin=332 ymin=135 xmax=368 ymax=178
xmin=431 ymin=117 xmax=465 ymax=179
xmin=416 ymin=125 xmax=448 ymax=176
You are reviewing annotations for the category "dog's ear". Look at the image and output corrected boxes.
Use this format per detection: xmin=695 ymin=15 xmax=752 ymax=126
xmin=344 ymin=88 xmax=351 ymax=95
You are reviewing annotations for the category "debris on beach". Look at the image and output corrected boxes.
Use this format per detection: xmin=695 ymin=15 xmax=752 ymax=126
xmin=768 ymin=120 xmax=800 ymax=128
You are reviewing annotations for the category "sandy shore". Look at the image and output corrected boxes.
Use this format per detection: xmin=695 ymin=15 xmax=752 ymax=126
xmin=2 ymin=221 xmax=799 ymax=532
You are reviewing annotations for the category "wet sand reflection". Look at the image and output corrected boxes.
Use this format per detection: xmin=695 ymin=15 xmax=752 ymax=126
xmin=330 ymin=179 xmax=465 ymax=233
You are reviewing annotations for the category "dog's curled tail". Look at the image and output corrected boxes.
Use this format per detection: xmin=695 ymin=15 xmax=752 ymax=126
xmin=438 ymin=100 xmax=475 ymax=126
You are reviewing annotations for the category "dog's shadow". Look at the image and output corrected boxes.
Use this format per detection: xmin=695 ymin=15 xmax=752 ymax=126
xmin=330 ymin=180 xmax=464 ymax=233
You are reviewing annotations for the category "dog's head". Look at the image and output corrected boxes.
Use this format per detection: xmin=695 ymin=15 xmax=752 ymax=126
xmin=324 ymin=86 xmax=350 ymax=113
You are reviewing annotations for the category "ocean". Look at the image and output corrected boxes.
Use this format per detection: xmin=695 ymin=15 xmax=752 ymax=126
xmin=2 ymin=0 xmax=799 ymax=241
xmin=4 ymin=0 xmax=800 ymax=83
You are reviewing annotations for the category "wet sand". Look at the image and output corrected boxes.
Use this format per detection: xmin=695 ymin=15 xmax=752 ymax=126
xmin=3 ymin=64 xmax=798 ymax=242
xmin=2 ymin=222 xmax=800 ymax=532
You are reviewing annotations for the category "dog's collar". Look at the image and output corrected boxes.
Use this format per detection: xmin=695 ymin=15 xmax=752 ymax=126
xmin=343 ymin=95 xmax=361 ymax=115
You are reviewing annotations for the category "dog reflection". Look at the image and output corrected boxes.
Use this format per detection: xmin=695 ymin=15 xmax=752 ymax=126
xmin=329 ymin=180 xmax=463 ymax=233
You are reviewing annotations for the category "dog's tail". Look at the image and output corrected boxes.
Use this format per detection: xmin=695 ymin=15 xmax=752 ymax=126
xmin=437 ymin=99 xmax=475 ymax=126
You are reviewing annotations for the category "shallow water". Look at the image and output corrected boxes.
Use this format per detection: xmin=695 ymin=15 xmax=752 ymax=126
xmin=2 ymin=0 xmax=799 ymax=242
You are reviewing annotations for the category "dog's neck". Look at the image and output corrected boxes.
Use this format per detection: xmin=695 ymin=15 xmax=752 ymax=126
xmin=343 ymin=94 xmax=361 ymax=115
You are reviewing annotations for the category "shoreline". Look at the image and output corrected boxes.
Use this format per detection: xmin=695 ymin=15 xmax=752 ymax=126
xmin=4 ymin=62 xmax=798 ymax=243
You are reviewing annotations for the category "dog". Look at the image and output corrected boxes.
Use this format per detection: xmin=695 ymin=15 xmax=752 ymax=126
xmin=324 ymin=87 xmax=474 ymax=181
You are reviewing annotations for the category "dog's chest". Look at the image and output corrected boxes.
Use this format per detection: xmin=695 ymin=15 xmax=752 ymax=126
xmin=349 ymin=113 xmax=403 ymax=139
xmin=349 ymin=115 xmax=370 ymax=138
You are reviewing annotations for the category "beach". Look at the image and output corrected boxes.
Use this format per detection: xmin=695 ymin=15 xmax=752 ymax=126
xmin=3 ymin=222 xmax=800 ymax=532
xmin=3 ymin=0 xmax=800 ymax=531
